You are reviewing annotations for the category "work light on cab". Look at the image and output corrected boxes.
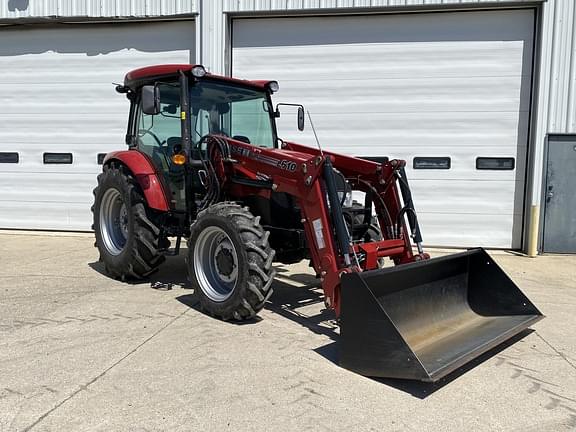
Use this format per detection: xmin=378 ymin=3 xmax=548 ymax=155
xmin=267 ymin=81 xmax=279 ymax=93
xmin=191 ymin=65 xmax=206 ymax=78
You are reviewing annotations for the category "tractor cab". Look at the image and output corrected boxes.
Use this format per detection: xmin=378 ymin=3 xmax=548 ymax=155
xmin=122 ymin=65 xmax=280 ymax=213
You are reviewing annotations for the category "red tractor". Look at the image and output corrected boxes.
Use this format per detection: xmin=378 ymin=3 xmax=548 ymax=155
xmin=93 ymin=64 xmax=542 ymax=382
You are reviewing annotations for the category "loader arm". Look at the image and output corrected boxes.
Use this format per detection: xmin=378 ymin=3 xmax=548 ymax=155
xmin=218 ymin=137 xmax=423 ymax=316
xmin=215 ymin=136 xmax=542 ymax=382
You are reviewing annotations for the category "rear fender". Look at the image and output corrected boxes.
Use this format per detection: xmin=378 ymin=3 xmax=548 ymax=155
xmin=103 ymin=150 xmax=170 ymax=212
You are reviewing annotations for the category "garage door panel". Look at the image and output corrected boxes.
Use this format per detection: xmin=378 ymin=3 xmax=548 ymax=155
xmin=410 ymin=180 xmax=523 ymax=215
xmin=0 ymin=22 xmax=195 ymax=65
xmin=260 ymin=77 xmax=530 ymax=114
xmin=0 ymin=202 xmax=91 ymax=231
xmin=233 ymin=11 xmax=534 ymax=78
xmin=233 ymin=11 xmax=534 ymax=48
xmin=0 ymin=134 xmax=124 ymax=147
xmin=383 ymin=146 xmax=525 ymax=182
xmin=0 ymin=146 xmax=115 ymax=174
xmin=2 ymin=75 xmax=528 ymax=115
xmin=0 ymin=173 xmax=97 ymax=203
xmin=417 ymin=213 xmax=523 ymax=248
xmin=0 ymin=49 xmax=192 ymax=84
xmin=235 ymin=42 xmax=529 ymax=81
xmin=0 ymin=21 xmax=195 ymax=230
xmin=0 ymin=86 xmax=132 ymax=114
xmin=2 ymin=114 xmax=126 ymax=134
xmin=276 ymin=111 xmax=528 ymax=149
xmin=234 ymin=10 xmax=533 ymax=248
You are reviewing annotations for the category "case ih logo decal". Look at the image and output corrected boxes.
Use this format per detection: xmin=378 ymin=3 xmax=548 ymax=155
xmin=231 ymin=145 xmax=297 ymax=172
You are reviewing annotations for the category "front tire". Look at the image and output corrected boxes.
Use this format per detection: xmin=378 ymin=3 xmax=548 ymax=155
xmin=92 ymin=162 xmax=165 ymax=280
xmin=188 ymin=202 xmax=276 ymax=320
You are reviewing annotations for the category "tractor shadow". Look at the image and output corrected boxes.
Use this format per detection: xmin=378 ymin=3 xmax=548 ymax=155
xmin=89 ymin=258 xmax=533 ymax=397
xmin=263 ymin=268 xmax=536 ymax=399
xmin=88 ymin=249 xmax=191 ymax=289
xmin=370 ymin=330 xmax=534 ymax=398
xmin=175 ymin=293 xmax=264 ymax=325
xmin=265 ymin=273 xmax=338 ymax=342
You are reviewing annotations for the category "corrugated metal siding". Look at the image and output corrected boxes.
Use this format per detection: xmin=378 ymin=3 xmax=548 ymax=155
xmin=547 ymin=0 xmax=576 ymax=133
xmin=0 ymin=0 xmax=196 ymax=19
xmin=224 ymin=0 xmax=530 ymax=9
xmin=531 ymin=0 xmax=576 ymax=201
xmin=200 ymin=0 xmax=229 ymax=76
xmin=213 ymin=0 xmax=541 ymax=75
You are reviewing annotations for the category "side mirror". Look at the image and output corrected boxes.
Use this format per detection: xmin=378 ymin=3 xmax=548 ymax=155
xmin=274 ymin=103 xmax=305 ymax=130
xmin=297 ymin=106 xmax=305 ymax=131
xmin=142 ymin=85 xmax=160 ymax=115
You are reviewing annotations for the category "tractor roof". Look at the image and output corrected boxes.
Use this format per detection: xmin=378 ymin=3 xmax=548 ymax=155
xmin=124 ymin=64 xmax=273 ymax=91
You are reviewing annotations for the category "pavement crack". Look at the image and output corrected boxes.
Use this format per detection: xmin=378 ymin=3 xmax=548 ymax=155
xmin=535 ymin=332 xmax=576 ymax=372
xmin=21 ymin=309 xmax=188 ymax=432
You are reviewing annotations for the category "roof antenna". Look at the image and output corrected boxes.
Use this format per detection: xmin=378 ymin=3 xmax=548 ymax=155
xmin=307 ymin=111 xmax=324 ymax=157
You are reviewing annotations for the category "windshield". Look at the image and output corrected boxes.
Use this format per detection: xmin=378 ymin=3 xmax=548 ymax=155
xmin=190 ymin=80 xmax=275 ymax=148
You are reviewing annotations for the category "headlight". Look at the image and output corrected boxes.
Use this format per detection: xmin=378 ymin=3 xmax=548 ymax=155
xmin=267 ymin=81 xmax=279 ymax=93
xmin=191 ymin=65 xmax=207 ymax=78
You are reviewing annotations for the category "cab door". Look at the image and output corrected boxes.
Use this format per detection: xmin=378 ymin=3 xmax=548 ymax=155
xmin=136 ymin=83 xmax=186 ymax=211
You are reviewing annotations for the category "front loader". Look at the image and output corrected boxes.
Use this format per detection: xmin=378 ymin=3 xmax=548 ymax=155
xmin=93 ymin=64 xmax=542 ymax=382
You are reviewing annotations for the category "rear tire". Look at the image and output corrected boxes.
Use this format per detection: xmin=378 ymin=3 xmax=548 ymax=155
xmin=188 ymin=202 xmax=276 ymax=321
xmin=92 ymin=162 xmax=165 ymax=280
xmin=344 ymin=201 xmax=383 ymax=242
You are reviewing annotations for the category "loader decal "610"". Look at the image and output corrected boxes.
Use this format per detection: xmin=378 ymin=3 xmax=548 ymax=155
xmin=230 ymin=145 xmax=297 ymax=172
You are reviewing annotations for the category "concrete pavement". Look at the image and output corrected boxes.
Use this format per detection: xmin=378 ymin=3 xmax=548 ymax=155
xmin=0 ymin=232 xmax=575 ymax=431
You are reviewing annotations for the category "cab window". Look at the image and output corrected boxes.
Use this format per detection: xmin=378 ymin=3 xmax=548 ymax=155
xmin=137 ymin=83 xmax=186 ymax=210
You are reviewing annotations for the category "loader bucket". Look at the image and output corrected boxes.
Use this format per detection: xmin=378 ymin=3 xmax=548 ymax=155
xmin=339 ymin=248 xmax=543 ymax=382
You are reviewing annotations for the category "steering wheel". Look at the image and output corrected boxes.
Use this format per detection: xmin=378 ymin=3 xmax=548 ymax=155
xmin=138 ymin=129 xmax=171 ymax=168
xmin=138 ymin=129 xmax=166 ymax=147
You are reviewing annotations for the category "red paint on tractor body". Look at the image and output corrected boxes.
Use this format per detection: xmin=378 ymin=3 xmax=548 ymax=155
xmin=103 ymin=137 xmax=418 ymax=314
xmin=124 ymin=64 xmax=275 ymax=91
xmin=103 ymin=150 xmax=170 ymax=212
xmin=215 ymin=137 xmax=418 ymax=314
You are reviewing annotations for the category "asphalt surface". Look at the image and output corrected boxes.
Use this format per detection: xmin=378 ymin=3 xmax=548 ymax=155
xmin=0 ymin=232 xmax=575 ymax=431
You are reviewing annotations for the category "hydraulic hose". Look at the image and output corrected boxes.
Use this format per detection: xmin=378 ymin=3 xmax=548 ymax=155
xmin=323 ymin=157 xmax=352 ymax=266
xmin=396 ymin=167 xmax=423 ymax=252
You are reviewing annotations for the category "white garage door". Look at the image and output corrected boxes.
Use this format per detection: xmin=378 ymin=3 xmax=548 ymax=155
xmin=0 ymin=21 xmax=195 ymax=230
xmin=232 ymin=10 xmax=534 ymax=248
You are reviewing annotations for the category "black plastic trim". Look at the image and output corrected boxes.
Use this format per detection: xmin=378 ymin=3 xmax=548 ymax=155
xmin=43 ymin=153 xmax=73 ymax=164
xmin=0 ymin=152 xmax=19 ymax=163
xmin=413 ymin=156 xmax=451 ymax=169
xmin=230 ymin=176 xmax=274 ymax=190
xmin=476 ymin=157 xmax=515 ymax=170
xmin=361 ymin=156 xmax=389 ymax=164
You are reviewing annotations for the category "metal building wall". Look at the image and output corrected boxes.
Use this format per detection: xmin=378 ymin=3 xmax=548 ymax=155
xmin=2 ymin=0 xmax=574 ymax=252
xmin=197 ymin=0 xmax=570 ymax=253
xmin=197 ymin=0 xmax=537 ymax=75
xmin=533 ymin=0 xmax=576 ymax=197
xmin=0 ymin=0 xmax=196 ymax=20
